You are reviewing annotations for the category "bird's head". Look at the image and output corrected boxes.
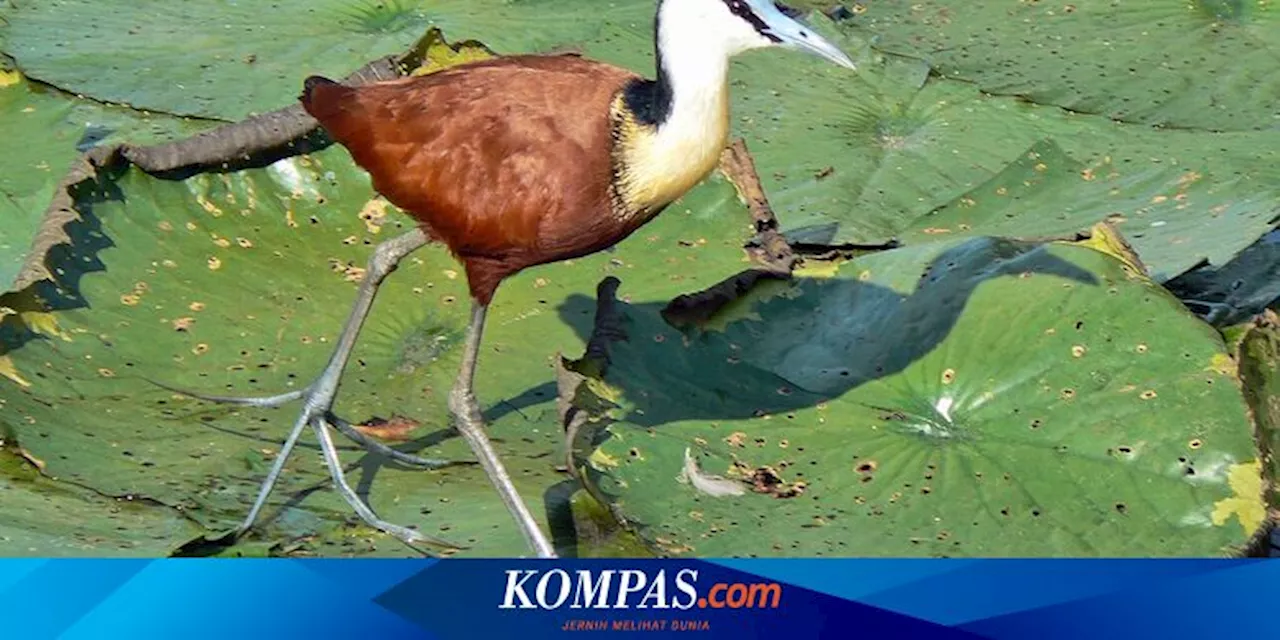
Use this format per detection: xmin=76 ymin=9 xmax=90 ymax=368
xmin=660 ymin=0 xmax=857 ymax=70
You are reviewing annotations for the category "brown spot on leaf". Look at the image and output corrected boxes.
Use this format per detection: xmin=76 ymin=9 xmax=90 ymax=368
xmin=353 ymin=415 xmax=421 ymax=442
xmin=748 ymin=466 xmax=806 ymax=498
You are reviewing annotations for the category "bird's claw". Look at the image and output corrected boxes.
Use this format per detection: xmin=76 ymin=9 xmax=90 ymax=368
xmin=151 ymin=378 xmax=452 ymax=469
xmin=153 ymin=378 xmax=464 ymax=552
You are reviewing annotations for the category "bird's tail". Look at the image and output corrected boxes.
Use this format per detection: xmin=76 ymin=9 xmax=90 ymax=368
xmin=300 ymin=74 xmax=372 ymax=148
xmin=299 ymin=75 xmax=343 ymax=114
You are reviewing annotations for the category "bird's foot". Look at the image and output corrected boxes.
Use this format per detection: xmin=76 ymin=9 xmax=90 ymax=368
xmin=153 ymin=379 xmax=449 ymax=470
xmin=148 ymin=228 xmax=457 ymax=551
xmin=156 ymin=378 xmax=462 ymax=551
xmin=308 ymin=407 xmax=464 ymax=551
xmin=447 ymin=385 xmax=558 ymax=558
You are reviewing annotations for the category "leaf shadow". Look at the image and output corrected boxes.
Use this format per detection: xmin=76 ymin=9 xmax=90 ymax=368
xmin=0 ymin=169 xmax=122 ymax=352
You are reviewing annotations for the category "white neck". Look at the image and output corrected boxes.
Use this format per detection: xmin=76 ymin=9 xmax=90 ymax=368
xmin=612 ymin=0 xmax=744 ymax=212
xmin=655 ymin=0 xmax=734 ymax=133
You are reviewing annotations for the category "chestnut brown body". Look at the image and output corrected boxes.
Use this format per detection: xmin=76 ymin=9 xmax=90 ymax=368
xmin=301 ymin=55 xmax=663 ymax=304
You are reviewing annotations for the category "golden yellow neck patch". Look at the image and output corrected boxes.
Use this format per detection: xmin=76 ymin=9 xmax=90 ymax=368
xmin=608 ymin=79 xmax=730 ymax=219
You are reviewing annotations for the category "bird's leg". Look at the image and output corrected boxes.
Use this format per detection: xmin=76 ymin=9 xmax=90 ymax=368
xmin=235 ymin=227 xmax=459 ymax=547
xmin=158 ymin=228 xmax=440 ymax=470
xmin=159 ymin=228 xmax=460 ymax=547
xmin=448 ymin=301 xmax=558 ymax=558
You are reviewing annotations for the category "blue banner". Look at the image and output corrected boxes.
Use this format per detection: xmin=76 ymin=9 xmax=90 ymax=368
xmin=1 ymin=559 xmax=1277 ymax=639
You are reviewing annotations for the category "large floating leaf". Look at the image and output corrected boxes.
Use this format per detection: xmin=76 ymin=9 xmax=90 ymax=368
xmin=568 ymin=237 xmax=1266 ymax=556
xmin=721 ymin=18 xmax=1058 ymax=246
xmin=902 ymin=140 xmax=1280 ymax=281
xmin=0 ymin=0 xmax=651 ymax=120
xmin=683 ymin=13 xmax=1280 ymax=269
xmin=0 ymin=450 xmax=200 ymax=556
xmin=0 ymin=142 xmax=758 ymax=556
xmin=0 ymin=75 xmax=210 ymax=292
xmin=857 ymin=0 xmax=1280 ymax=130
xmin=9 ymin=3 xmax=1277 ymax=279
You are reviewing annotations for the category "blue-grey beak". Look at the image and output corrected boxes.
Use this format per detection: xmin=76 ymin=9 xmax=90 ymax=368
xmin=749 ymin=0 xmax=857 ymax=70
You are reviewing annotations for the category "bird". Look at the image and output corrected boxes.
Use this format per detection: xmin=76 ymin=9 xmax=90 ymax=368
xmin=173 ymin=0 xmax=855 ymax=558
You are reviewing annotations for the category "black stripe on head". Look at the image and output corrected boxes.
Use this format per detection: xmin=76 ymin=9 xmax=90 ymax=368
xmin=722 ymin=0 xmax=783 ymax=43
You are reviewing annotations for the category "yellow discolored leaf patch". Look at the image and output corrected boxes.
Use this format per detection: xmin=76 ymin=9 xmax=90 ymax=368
xmin=794 ymin=258 xmax=843 ymax=279
xmin=358 ymin=198 xmax=390 ymax=234
xmin=1209 ymin=461 xmax=1265 ymax=536
xmin=0 ymin=355 xmax=31 ymax=388
xmin=20 ymin=310 xmax=72 ymax=342
xmin=1066 ymin=222 xmax=1147 ymax=277
xmin=583 ymin=377 xmax=624 ymax=405
xmin=0 ymin=69 xmax=21 ymax=88
xmin=406 ymin=28 xmax=496 ymax=77
xmin=588 ymin=448 xmax=621 ymax=470
xmin=1205 ymin=353 xmax=1237 ymax=377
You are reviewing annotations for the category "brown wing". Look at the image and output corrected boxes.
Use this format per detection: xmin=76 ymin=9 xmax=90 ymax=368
xmin=301 ymin=56 xmax=636 ymax=284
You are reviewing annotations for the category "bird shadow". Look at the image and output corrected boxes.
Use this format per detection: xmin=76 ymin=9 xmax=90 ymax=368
xmin=555 ymin=236 xmax=1099 ymax=427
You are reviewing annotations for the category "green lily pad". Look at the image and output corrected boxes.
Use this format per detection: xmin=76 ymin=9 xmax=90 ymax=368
xmin=0 ymin=0 xmax=652 ymax=120
xmin=856 ymin=0 xmax=1280 ymax=131
xmin=717 ymin=17 xmax=1059 ymax=246
xmin=0 ymin=140 xmax=759 ymax=556
xmin=0 ymin=448 xmax=200 ymax=556
xmin=901 ymin=140 xmax=1280 ymax=281
xmin=567 ymin=236 xmax=1265 ymax=556
xmin=665 ymin=12 xmax=1280 ymax=270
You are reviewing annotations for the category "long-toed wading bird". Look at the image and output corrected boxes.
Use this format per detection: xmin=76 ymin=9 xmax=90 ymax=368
xmin=174 ymin=0 xmax=854 ymax=558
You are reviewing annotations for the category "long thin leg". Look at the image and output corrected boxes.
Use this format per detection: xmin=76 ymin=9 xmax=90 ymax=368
xmin=156 ymin=227 xmax=436 ymax=452
xmin=448 ymin=301 xmax=557 ymax=558
xmin=238 ymin=409 xmax=311 ymax=534
xmin=164 ymin=228 xmax=452 ymax=543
